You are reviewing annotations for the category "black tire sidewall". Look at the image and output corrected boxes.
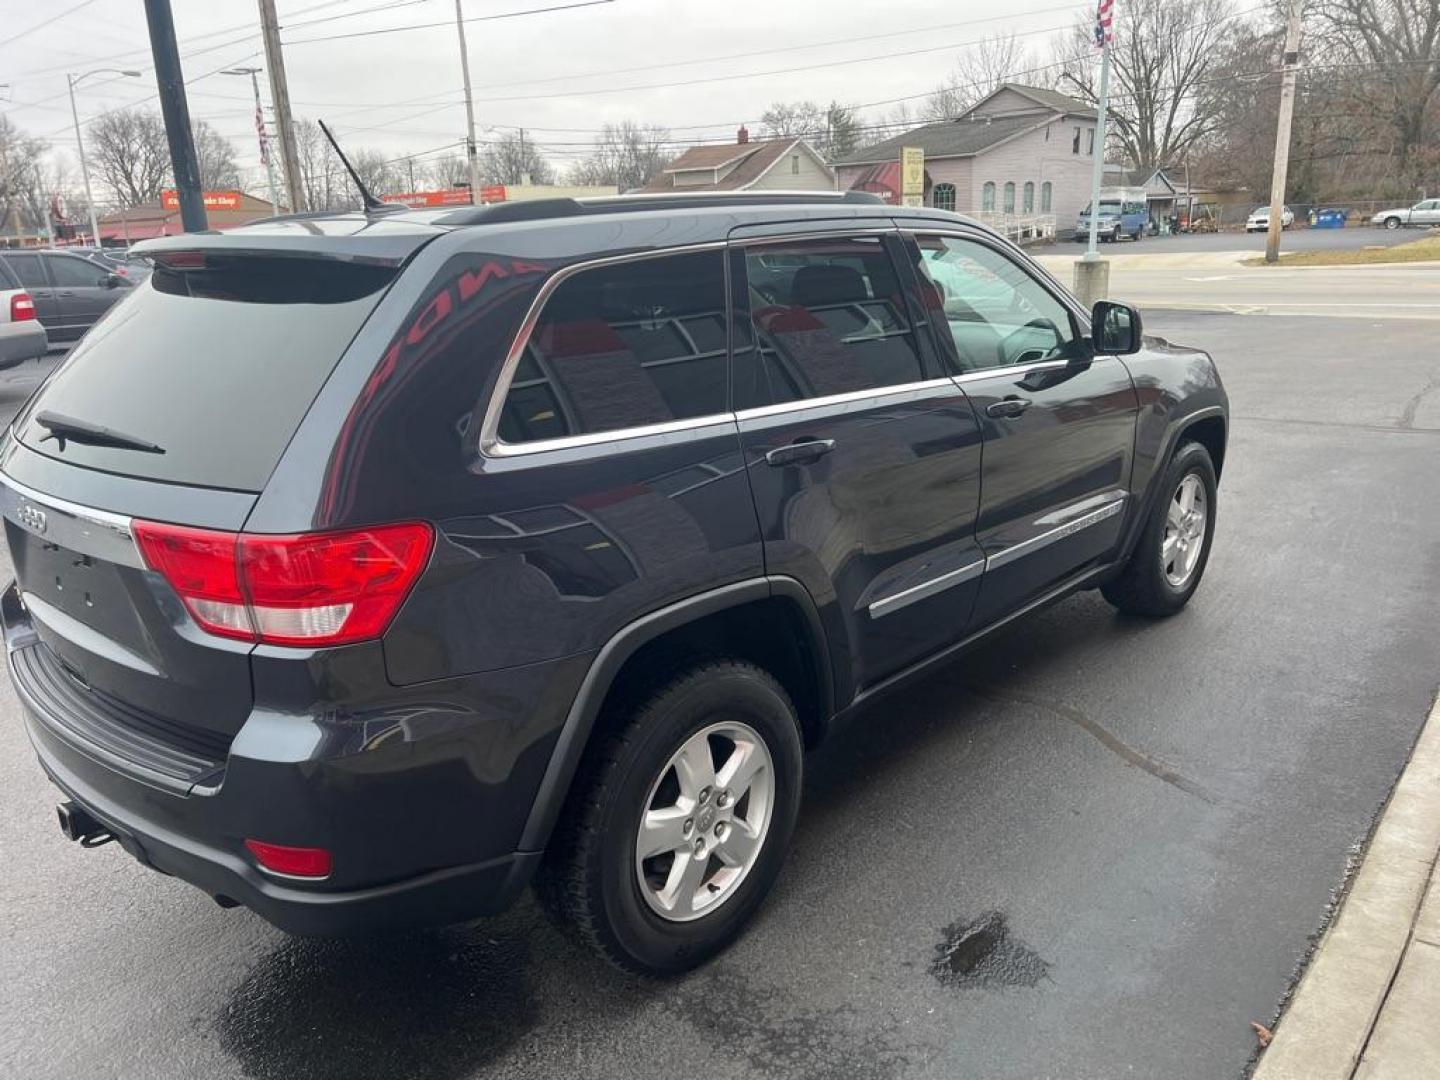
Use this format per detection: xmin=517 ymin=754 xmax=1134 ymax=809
xmin=590 ymin=666 xmax=803 ymax=975
xmin=1139 ymin=442 xmax=1218 ymax=609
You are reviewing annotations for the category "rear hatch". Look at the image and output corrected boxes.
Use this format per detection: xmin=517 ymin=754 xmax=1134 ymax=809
xmin=1 ymin=240 xmax=415 ymax=780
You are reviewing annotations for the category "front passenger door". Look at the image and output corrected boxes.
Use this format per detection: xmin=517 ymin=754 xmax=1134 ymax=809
xmin=907 ymin=232 xmax=1139 ymax=629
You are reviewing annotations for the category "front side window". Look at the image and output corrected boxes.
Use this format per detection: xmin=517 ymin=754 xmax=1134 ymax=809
xmin=912 ymin=234 xmax=1082 ymax=374
xmin=1041 ymin=181 xmax=1053 ymax=212
xmin=1003 ymin=182 xmax=1016 ymax=214
xmin=733 ymin=236 xmax=929 ymax=409
xmin=933 ymin=183 xmax=956 ymax=212
xmin=981 ymin=182 xmax=996 ymax=212
xmin=496 ymin=250 xmax=728 ymax=445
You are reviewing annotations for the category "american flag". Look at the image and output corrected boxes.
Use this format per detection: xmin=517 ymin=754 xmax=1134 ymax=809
xmin=255 ymin=99 xmax=271 ymax=167
xmin=1094 ymin=0 xmax=1114 ymax=47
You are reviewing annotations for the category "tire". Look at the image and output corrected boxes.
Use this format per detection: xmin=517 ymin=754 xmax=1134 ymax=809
xmin=535 ymin=659 xmax=804 ymax=976
xmin=1384 ymin=216 xmax=1402 ymax=230
xmin=1102 ymin=441 xmax=1218 ymax=617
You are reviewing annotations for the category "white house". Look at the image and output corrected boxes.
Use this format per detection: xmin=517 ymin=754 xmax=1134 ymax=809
xmin=834 ymin=84 xmax=1102 ymax=231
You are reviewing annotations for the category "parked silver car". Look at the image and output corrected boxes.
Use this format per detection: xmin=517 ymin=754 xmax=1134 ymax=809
xmin=1371 ymin=199 xmax=1440 ymax=229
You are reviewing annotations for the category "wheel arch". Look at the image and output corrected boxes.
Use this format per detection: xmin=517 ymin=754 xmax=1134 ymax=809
xmin=517 ymin=577 xmax=834 ymax=852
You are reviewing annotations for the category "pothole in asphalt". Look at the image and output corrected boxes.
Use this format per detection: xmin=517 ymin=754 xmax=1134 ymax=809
xmin=930 ymin=912 xmax=1050 ymax=989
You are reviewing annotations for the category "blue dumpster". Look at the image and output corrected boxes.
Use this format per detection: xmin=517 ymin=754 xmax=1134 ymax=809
xmin=1314 ymin=208 xmax=1349 ymax=229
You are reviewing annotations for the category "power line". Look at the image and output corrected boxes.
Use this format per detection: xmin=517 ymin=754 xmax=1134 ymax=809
xmin=0 ymin=0 xmax=101 ymax=48
xmin=282 ymin=0 xmax=616 ymax=46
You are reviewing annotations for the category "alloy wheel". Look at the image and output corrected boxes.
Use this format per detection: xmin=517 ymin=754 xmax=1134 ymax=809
xmin=1161 ymin=472 xmax=1208 ymax=589
xmin=634 ymin=721 xmax=774 ymax=922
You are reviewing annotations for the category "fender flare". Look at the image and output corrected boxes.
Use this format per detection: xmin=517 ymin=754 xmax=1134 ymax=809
xmin=517 ymin=575 xmax=832 ymax=852
xmin=1118 ymin=405 xmax=1227 ymax=565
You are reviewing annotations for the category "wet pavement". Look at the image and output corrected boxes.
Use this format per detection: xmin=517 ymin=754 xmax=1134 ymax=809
xmin=2 ymin=312 xmax=1438 ymax=1078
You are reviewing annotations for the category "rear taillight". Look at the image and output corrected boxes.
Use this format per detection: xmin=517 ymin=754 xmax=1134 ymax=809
xmin=9 ymin=293 xmax=35 ymax=321
xmin=133 ymin=521 xmax=433 ymax=646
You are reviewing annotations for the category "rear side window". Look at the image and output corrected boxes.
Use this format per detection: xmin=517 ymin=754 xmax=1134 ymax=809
xmin=15 ymin=254 xmax=395 ymax=492
xmin=4 ymin=254 xmax=48 ymax=289
xmin=44 ymin=254 xmax=106 ymax=288
xmin=495 ymin=249 xmax=727 ymax=445
xmin=733 ymin=236 xmax=929 ymax=409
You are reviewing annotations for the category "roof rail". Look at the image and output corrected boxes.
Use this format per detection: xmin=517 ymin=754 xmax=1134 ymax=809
xmin=433 ymin=189 xmax=883 ymax=228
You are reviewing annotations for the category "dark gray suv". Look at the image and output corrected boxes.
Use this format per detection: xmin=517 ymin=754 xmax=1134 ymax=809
xmin=0 ymin=192 xmax=1226 ymax=974
xmin=0 ymin=249 xmax=132 ymax=343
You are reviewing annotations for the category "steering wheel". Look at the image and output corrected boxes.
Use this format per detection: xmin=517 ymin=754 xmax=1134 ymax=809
xmin=1000 ymin=317 xmax=1062 ymax=366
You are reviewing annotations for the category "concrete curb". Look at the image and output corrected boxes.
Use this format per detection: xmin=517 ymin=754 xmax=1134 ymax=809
xmin=1253 ymin=693 xmax=1440 ymax=1079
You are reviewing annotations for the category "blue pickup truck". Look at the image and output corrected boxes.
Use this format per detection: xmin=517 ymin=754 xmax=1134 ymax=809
xmin=1076 ymin=187 xmax=1148 ymax=242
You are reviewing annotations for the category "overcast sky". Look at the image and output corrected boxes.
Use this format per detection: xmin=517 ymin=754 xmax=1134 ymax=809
xmin=1 ymin=0 xmax=1088 ymax=194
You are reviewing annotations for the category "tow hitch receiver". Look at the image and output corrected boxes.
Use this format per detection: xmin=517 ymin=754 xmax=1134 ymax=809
xmin=57 ymin=801 xmax=115 ymax=848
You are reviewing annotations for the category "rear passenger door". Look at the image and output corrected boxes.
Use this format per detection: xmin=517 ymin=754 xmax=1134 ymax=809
xmin=0 ymin=253 xmax=60 ymax=330
xmin=905 ymin=231 xmax=1138 ymax=629
xmin=731 ymin=229 xmax=985 ymax=690
xmin=43 ymin=253 xmax=123 ymax=337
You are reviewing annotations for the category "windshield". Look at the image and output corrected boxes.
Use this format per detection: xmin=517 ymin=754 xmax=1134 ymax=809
xmin=14 ymin=254 xmax=396 ymax=491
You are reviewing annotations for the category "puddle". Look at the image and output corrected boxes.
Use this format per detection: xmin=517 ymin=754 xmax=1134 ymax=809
xmin=930 ymin=912 xmax=1049 ymax=989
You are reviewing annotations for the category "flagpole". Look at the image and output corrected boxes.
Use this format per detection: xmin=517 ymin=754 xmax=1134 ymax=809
xmin=1085 ymin=29 xmax=1111 ymax=258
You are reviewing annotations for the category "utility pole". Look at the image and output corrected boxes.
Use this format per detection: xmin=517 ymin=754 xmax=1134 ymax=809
xmin=258 ymin=0 xmax=304 ymax=212
xmin=1265 ymin=0 xmax=1304 ymax=264
xmin=143 ymin=0 xmax=206 ymax=232
xmin=454 ymin=0 xmax=483 ymax=202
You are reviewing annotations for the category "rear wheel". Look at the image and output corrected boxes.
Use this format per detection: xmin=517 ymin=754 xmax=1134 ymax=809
xmin=536 ymin=659 xmax=803 ymax=976
xmin=1102 ymin=441 xmax=1217 ymax=617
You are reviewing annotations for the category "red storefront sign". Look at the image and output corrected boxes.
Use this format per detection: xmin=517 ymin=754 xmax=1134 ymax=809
xmin=161 ymin=190 xmax=244 ymax=211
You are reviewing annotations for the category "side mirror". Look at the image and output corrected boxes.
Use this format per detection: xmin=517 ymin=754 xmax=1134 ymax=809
xmin=1091 ymin=300 xmax=1143 ymax=355
xmin=103 ymin=273 xmax=124 ymax=289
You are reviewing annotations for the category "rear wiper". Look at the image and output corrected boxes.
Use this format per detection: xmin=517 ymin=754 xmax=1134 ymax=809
xmin=35 ymin=411 xmax=165 ymax=455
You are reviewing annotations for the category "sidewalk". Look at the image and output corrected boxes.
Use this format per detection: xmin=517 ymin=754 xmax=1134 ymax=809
xmin=1253 ymin=694 xmax=1440 ymax=1079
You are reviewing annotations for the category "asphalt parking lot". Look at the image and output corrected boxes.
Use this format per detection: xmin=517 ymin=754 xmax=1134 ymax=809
xmin=2 ymin=303 xmax=1438 ymax=1079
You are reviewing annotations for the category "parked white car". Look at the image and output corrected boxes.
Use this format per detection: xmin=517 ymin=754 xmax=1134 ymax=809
xmin=1246 ymin=205 xmax=1295 ymax=232
xmin=1371 ymin=199 xmax=1440 ymax=229
xmin=0 ymin=287 xmax=48 ymax=371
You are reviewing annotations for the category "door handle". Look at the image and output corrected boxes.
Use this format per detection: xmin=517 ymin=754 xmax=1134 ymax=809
xmin=985 ymin=397 xmax=1032 ymax=419
xmin=765 ymin=438 xmax=836 ymax=467
xmin=57 ymin=291 xmax=76 ymax=297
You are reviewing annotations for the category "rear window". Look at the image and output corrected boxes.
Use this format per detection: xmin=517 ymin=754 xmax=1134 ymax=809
xmin=15 ymin=254 xmax=395 ymax=492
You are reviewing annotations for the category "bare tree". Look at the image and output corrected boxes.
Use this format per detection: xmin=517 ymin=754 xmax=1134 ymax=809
xmin=1055 ymin=0 xmax=1240 ymax=170
xmin=291 ymin=119 xmax=338 ymax=211
xmin=426 ymin=150 xmax=470 ymax=190
xmin=481 ymin=130 xmax=554 ymax=186
xmin=568 ymin=121 xmax=671 ymax=190
xmin=856 ymin=101 xmax=916 ymax=151
xmin=0 ymin=118 xmax=52 ymax=234
xmin=1310 ymin=0 xmax=1440 ymax=183
xmin=194 ymin=120 xmax=242 ymax=191
xmin=760 ymin=100 xmax=825 ymax=138
xmin=923 ymin=34 xmax=1030 ymax=120
xmin=347 ymin=149 xmax=399 ymax=205
xmin=88 ymin=108 xmax=170 ymax=206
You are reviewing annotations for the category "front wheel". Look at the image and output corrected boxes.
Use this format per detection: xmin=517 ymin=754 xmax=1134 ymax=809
xmin=535 ymin=659 xmax=803 ymax=975
xmin=1384 ymin=216 xmax=1402 ymax=230
xmin=1102 ymin=441 xmax=1218 ymax=616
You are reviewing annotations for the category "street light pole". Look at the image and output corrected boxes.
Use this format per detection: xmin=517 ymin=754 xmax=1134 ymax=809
xmin=66 ymin=68 xmax=141 ymax=247
xmin=454 ymin=0 xmax=483 ymax=203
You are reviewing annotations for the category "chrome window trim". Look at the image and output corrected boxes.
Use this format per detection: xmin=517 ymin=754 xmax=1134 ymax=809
xmin=734 ymin=376 xmax=960 ymax=423
xmin=951 ymin=358 xmax=1071 ymax=386
xmin=478 ymin=241 xmax=728 ymax=459
xmin=985 ymin=491 xmax=1127 ymax=571
xmin=867 ymin=557 xmax=984 ymax=619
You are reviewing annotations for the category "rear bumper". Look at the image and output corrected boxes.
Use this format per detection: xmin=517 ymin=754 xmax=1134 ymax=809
xmin=27 ymin=711 xmax=540 ymax=934
xmin=0 ymin=320 xmax=47 ymax=369
xmin=3 ymin=581 xmax=588 ymax=935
